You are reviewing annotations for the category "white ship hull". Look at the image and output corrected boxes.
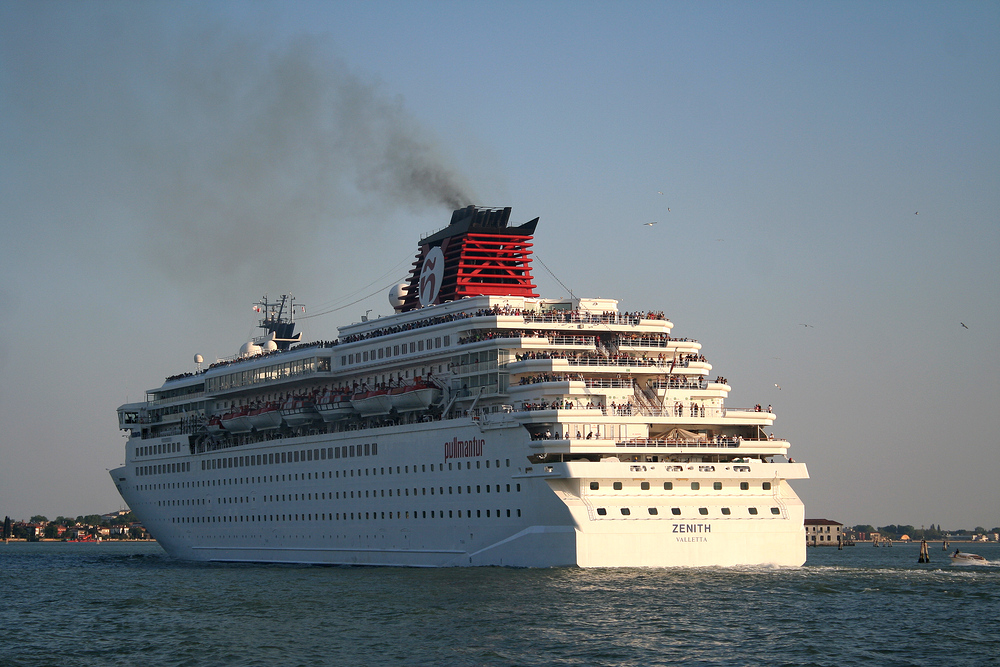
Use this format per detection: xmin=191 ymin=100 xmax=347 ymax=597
xmin=110 ymin=418 xmax=806 ymax=567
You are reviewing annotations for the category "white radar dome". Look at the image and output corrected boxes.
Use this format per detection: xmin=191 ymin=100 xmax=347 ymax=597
xmin=388 ymin=282 xmax=409 ymax=312
xmin=262 ymin=339 xmax=278 ymax=352
xmin=239 ymin=341 xmax=262 ymax=358
xmin=194 ymin=354 xmax=204 ymax=364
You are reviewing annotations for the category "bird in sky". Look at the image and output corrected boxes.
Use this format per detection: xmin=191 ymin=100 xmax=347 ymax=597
xmin=658 ymin=191 xmax=664 ymax=195
xmin=774 ymin=383 xmax=782 ymax=390
xmin=961 ymin=322 xmax=969 ymax=329
xmin=799 ymin=323 xmax=813 ymax=328
xmin=644 ymin=222 xmax=657 ymax=226
xmin=667 ymin=208 xmax=671 ymax=212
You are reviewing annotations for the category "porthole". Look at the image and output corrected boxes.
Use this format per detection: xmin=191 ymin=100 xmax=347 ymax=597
xmin=671 ymin=507 xmax=681 ymax=516
xmin=740 ymin=482 xmax=749 ymax=490
xmin=771 ymin=507 xmax=781 ymax=515
xmin=713 ymin=482 xmax=722 ymax=490
xmin=613 ymin=482 xmax=623 ymax=490
xmin=691 ymin=482 xmax=700 ymax=490
xmin=648 ymin=507 xmax=658 ymax=515
xmin=640 ymin=482 xmax=650 ymax=490
xmin=663 ymin=482 xmax=673 ymax=490
xmin=762 ymin=482 xmax=772 ymax=490
xmin=597 ymin=508 xmax=607 ymax=516
xmin=721 ymin=507 xmax=731 ymax=515
xmin=620 ymin=508 xmax=630 ymax=516
xmin=699 ymin=507 xmax=708 ymax=515
xmin=590 ymin=482 xmax=599 ymax=490
xmin=748 ymin=507 xmax=759 ymax=515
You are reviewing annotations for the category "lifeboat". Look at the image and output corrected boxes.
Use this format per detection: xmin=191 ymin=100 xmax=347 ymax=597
xmin=207 ymin=415 xmax=225 ymax=433
xmin=315 ymin=391 xmax=354 ymax=422
xmin=248 ymin=402 xmax=284 ymax=430
xmin=220 ymin=406 xmax=252 ymax=433
xmin=350 ymin=389 xmax=393 ymax=416
xmin=279 ymin=397 xmax=319 ymax=427
xmin=388 ymin=380 xmax=442 ymax=413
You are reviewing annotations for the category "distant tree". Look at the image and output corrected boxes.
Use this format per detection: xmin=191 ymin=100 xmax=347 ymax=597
xmin=975 ymin=526 xmax=985 ymax=534
xmin=853 ymin=524 xmax=875 ymax=534
xmin=3 ymin=516 xmax=11 ymax=539
xmin=44 ymin=523 xmax=60 ymax=539
xmin=30 ymin=515 xmax=48 ymax=524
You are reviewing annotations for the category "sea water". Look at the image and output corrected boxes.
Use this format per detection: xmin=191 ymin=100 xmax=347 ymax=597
xmin=0 ymin=541 xmax=997 ymax=666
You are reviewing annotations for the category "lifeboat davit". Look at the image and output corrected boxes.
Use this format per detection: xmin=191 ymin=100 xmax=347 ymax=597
xmin=207 ymin=415 xmax=225 ymax=433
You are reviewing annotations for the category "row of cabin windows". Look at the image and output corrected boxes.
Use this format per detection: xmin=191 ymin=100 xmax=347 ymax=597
xmin=139 ymin=457 xmax=513 ymax=485
xmin=154 ymin=480 xmax=524 ymax=508
xmin=137 ymin=462 xmax=191 ymax=476
xmin=593 ymin=481 xmax=773 ymax=491
xmin=137 ymin=442 xmax=182 ymax=457
xmin=171 ymin=508 xmax=524 ymax=523
xmin=596 ymin=507 xmax=783 ymax=516
xmin=200 ymin=443 xmax=378 ymax=471
xmin=345 ymin=336 xmax=451 ymax=366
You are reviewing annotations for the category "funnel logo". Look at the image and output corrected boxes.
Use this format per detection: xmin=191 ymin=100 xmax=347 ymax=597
xmin=418 ymin=246 xmax=444 ymax=307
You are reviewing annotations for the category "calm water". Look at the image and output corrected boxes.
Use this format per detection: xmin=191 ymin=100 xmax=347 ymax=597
xmin=1 ymin=541 xmax=997 ymax=667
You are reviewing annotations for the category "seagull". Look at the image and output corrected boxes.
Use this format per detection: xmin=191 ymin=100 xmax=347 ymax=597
xmin=915 ymin=211 xmax=919 ymax=215
xmin=644 ymin=221 xmax=658 ymax=226
xmin=799 ymin=323 xmax=813 ymax=328
xmin=961 ymin=322 xmax=969 ymax=329
xmin=774 ymin=383 xmax=782 ymax=390
xmin=658 ymin=191 xmax=664 ymax=195
xmin=667 ymin=208 xmax=671 ymax=212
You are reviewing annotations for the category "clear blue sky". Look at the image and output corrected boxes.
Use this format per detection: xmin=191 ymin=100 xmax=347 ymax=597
xmin=1 ymin=1 xmax=997 ymax=531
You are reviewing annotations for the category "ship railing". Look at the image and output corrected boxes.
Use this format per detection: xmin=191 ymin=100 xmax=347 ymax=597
xmin=612 ymin=437 xmax=785 ymax=449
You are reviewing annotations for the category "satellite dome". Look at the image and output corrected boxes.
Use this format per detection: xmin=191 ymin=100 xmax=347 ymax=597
xmin=194 ymin=354 xmax=204 ymax=364
xmin=239 ymin=341 xmax=262 ymax=358
xmin=262 ymin=339 xmax=278 ymax=352
xmin=388 ymin=282 xmax=408 ymax=311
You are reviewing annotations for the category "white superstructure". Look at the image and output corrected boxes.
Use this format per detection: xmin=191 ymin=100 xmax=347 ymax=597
xmin=111 ymin=206 xmax=808 ymax=567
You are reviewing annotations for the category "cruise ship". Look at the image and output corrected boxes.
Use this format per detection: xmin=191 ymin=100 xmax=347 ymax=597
xmin=111 ymin=205 xmax=808 ymax=567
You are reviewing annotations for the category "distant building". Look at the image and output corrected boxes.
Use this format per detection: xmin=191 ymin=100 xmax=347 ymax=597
xmin=805 ymin=519 xmax=844 ymax=546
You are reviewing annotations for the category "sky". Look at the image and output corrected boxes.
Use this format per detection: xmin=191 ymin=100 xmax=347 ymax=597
xmin=1 ymin=1 xmax=997 ymax=531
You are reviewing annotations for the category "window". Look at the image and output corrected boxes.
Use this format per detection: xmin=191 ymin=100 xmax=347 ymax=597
xmin=771 ymin=507 xmax=781 ymax=515
xmin=590 ymin=482 xmax=599 ymax=490
xmin=663 ymin=482 xmax=673 ymax=490
xmin=713 ymin=482 xmax=722 ymax=490
xmin=691 ymin=482 xmax=700 ymax=490
xmin=597 ymin=508 xmax=607 ymax=516
xmin=648 ymin=507 xmax=658 ymax=515
xmin=620 ymin=508 xmax=630 ymax=516
xmin=671 ymin=507 xmax=681 ymax=516
xmin=748 ymin=507 xmax=758 ymax=515
xmin=613 ymin=482 xmax=623 ymax=490
xmin=699 ymin=507 xmax=708 ymax=515
xmin=762 ymin=482 xmax=772 ymax=490
xmin=721 ymin=507 xmax=731 ymax=515
xmin=640 ymin=482 xmax=650 ymax=490
xmin=740 ymin=482 xmax=749 ymax=490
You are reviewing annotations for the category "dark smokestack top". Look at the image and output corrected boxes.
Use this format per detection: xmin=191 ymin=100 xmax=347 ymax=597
xmin=421 ymin=206 xmax=538 ymax=246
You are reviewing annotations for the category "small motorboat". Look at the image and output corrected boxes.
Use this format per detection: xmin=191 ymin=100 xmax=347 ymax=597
xmin=950 ymin=550 xmax=988 ymax=565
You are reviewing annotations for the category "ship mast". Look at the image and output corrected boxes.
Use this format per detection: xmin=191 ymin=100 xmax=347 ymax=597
xmin=253 ymin=294 xmax=304 ymax=350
